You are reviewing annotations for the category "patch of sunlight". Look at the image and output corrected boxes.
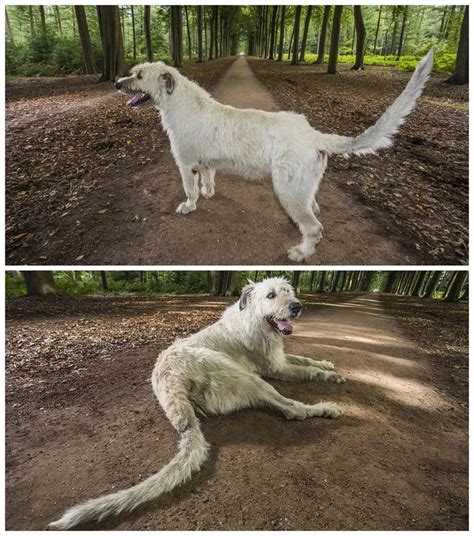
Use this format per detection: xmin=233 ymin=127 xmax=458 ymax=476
xmin=424 ymin=97 xmax=468 ymax=111
xmin=350 ymin=369 xmax=449 ymax=410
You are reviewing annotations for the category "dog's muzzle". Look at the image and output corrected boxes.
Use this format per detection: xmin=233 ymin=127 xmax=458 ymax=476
xmin=114 ymin=81 xmax=123 ymax=90
xmin=289 ymin=301 xmax=302 ymax=318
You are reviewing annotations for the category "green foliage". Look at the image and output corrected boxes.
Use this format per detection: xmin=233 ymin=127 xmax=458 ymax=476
xmin=5 ymin=273 xmax=27 ymax=299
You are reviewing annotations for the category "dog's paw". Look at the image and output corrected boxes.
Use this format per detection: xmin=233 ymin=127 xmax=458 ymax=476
xmin=201 ymin=186 xmax=215 ymax=199
xmin=176 ymin=202 xmax=196 ymax=215
xmin=288 ymin=246 xmax=306 ymax=262
xmin=326 ymin=372 xmax=346 ymax=384
xmin=320 ymin=403 xmax=343 ymax=419
xmin=316 ymin=359 xmax=334 ymax=370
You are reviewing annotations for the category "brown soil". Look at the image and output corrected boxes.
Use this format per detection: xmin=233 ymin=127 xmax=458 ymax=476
xmin=6 ymin=57 xmax=467 ymax=266
xmin=6 ymin=293 xmax=468 ymax=530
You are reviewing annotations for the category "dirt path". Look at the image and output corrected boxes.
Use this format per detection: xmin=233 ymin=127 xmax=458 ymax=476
xmin=7 ymin=58 xmax=425 ymax=265
xmin=6 ymin=295 xmax=467 ymax=530
xmin=89 ymin=57 xmax=421 ymax=265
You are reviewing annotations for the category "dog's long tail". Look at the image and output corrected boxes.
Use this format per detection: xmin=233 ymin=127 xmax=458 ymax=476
xmin=49 ymin=418 xmax=210 ymax=530
xmin=319 ymin=49 xmax=434 ymax=157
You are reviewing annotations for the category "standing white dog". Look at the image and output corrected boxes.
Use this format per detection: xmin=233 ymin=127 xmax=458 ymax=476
xmin=50 ymin=277 xmax=344 ymax=529
xmin=115 ymin=51 xmax=433 ymax=261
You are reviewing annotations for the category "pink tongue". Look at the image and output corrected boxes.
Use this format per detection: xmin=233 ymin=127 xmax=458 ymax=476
xmin=127 ymin=94 xmax=143 ymax=106
xmin=277 ymin=319 xmax=293 ymax=334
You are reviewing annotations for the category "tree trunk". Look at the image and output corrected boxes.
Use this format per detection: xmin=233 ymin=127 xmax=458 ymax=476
xmin=291 ymin=6 xmax=302 ymax=65
xmin=131 ymin=5 xmax=136 ymax=60
xmin=39 ymin=5 xmax=47 ymax=37
xmin=97 ymin=6 xmax=125 ymax=81
xmin=411 ymin=271 xmax=428 ymax=297
xmin=332 ymin=271 xmax=341 ymax=292
xmin=28 ymin=5 xmax=36 ymax=38
xmin=446 ymin=6 xmax=468 ymax=85
xmin=299 ymin=6 xmax=313 ymax=61
xmin=23 ymin=271 xmax=57 ymax=296
xmin=327 ymin=6 xmax=343 ymax=74
xmin=214 ymin=6 xmax=219 ymax=59
xmin=144 ymin=6 xmax=153 ymax=62
xmin=197 ymin=6 xmax=204 ymax=62
xmin=444 ymin=272 xmax=468 ymax=303
xmin=396 ymin=6 xmax=408 ymax=59
xmin=316 ymin=6 xmax=331 ymax=64
xmin=423 ymin=271 xmax=443 ymax=298
xmin=317 ymin=271 xmax=326 ymax=293
xmin=171 ymin=6 xmax=183 ymax=67
xmin=6 ymin=8 xmax=14 ymax=45
xmin=74 ymin=6 xmax=97 ymax=74
xmin=269 ymin=6 xmax=278 ymax=60
xmin=373 ymin=6 xmax=382 ymax=54
xmin=291 ymin=272 xmax=301 ymax=293
xmin=100 ymin=271 xmax=109 ymax=291
xmin=351 ymin=6 xmax=366 ymax=70
xmin=277 ymin=5 xmax=286 ymax=61
xmin=209 ymin=6 xmax=215 ymax=60
xmin=184 ymin=6 xmax=192 ymax=60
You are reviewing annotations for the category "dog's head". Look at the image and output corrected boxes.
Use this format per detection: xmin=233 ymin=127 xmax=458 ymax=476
xmin=239 ymin=277 xmax=302 ymax=336
xmin=114 ymin=62 xmax=177 ymax=108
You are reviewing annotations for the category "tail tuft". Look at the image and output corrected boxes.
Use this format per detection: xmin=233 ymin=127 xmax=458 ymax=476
xmin=322 ymin=49 xmax=434 ymax=157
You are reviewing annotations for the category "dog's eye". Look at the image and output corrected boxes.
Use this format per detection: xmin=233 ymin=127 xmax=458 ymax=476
xmin=137 ymin=72 xmax=143 ymax=80
xmin=266 ymin=291 xmax=276 ymax=299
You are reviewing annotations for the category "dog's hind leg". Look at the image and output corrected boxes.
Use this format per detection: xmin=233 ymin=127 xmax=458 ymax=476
xmin=176 ymin=165 xmax=200 ymax=214
xmin=200 ymin=168 xmax=216 ymax=199
xmin=272 ymin=172 xmax=323 ymax=262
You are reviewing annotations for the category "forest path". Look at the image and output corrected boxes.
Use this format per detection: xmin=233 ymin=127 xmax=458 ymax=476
xmin=6 ymin=294 xmax=467 ymax=530
xmin=67 ymin=57 xmax=422 ymax=265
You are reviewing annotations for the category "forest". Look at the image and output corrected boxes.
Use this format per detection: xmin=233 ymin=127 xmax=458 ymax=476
xmin=6 ymin=269 xmax=468 ymax=530
xmin=5 ymin=270 xmax=469 ymax=302
xmin=6 ymin=5 xmax=468 ymax=81
xmin=5 ymin=5 xmax=469 ymax=266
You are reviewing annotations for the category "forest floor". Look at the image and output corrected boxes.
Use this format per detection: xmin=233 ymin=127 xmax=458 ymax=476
xmin=6 ymin=57 xmax=468 ymax=265
xmin=6 ymin=293 xmax=468 ymax=530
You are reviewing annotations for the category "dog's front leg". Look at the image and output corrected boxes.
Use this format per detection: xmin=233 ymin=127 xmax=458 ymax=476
xmin=268 ymin=364 xmax=345 ymax=384
xmin=286 ymin=354 xmax=334 ymax=371
xmin=176 ymin=165 xmax=200 ymax=215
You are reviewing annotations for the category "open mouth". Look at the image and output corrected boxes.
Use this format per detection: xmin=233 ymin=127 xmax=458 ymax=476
xmin=126 ymin=93 xmax=151 ymax=107
xmin=266 ymin=316 xmax=293 ymax=336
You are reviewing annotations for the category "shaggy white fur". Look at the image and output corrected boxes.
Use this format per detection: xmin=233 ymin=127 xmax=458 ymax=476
xmin=115 ymin=51 xmax=433 ymax=261
xmin=49 ymin=278 xmax=344 ymax=530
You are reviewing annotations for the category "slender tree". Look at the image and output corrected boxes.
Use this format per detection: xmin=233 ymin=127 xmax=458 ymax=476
xmin=97 ymin=6 xmax=125 ymax=81
xmin=291 ymin=6 xmax=302 ymax=65
xmin=144 ymin=6 xmax=153 ymax=62
xmin=38 ymin=5 xmax=47 ymax=37
xmin=28 ymin=5 xmax=36 ymax=38
xmin=351 ymin=6 xmax=366 ymax=70
xmin=277 ymin=5 xmax=286 ymax=61
xmin=269 ymin=6 xmax=278 ymax=60
xmin=74 ymin=6 xmax=97 ymax=74
xmin=184 ymin=6 xmax=192 ymax=60
xmin=396 ymin=6 xmax=409 ymax=59
xmin=130 ymin=5 xmax=136 ymax=60
xmin=197 ymin=6 xmax=204 ymax=62
xmin=447 ymin=6 xmax=468 ymax=85
xmin=171 ymin=6 xmax=183 ymax=67
xmin=100 ymin=271 xmax=109 ymax=291
xmin=299 ymin=6 xmax=313 ymax=62
xmin=316 ymin=6 xmax=331 ymax=64
xmin=327 ymin=6 xmax=343 ymax=74
xmin=373 ymin=6 xmax=382 ymax=54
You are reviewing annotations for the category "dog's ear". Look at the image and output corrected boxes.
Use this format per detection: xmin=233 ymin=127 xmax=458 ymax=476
xmin=160 ymin=72 xmax=175 ymax=95
xmin=239 ymin=284 xmax=254 ymax=311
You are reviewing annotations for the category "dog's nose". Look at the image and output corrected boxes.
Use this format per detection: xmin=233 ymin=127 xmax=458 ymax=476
xmin=290 ymin=302 xmax=302 ymax=314
xmin=115 ymin=80 xmax=123 ymax=90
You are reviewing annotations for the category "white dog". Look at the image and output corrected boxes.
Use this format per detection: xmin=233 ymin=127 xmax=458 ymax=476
xmin=115 ymin=51 xmax=433 ymax=261
xmin=50 ymin=277 xmax=345 ymax=529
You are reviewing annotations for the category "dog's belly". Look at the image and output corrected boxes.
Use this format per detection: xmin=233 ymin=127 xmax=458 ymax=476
xmin=207 ymin=158 xmax=270 ymax=179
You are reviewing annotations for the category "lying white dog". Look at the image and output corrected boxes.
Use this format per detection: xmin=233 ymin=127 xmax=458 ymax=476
xmin=115 ymin=51 xmax=433 ymax=261
xmin=50 ymin=277 xmax=344 ymax=529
